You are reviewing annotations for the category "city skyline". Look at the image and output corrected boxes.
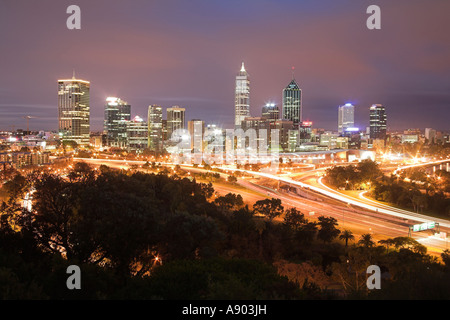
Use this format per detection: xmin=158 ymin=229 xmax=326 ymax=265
xmin=2 ymin=1 xmax=450 ymax=302
xmin=1 ymin=1 xmax=450 ymax=132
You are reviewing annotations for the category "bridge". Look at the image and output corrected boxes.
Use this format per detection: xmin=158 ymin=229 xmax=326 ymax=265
xmin=427 ymin=161 xmax=450 ymax=174
xmin=393 ymin=159 xmax=450 ymax=176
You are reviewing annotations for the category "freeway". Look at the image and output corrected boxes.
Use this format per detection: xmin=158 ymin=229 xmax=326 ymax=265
xmin=73 ymin=157 xmax=450 ymax=253
xmin=393 ymin=159 xmax=450 ymax=176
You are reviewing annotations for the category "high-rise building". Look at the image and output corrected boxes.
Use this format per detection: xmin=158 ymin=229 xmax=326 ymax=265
xmin=58 ymin=74 xmax=90 ymax=146
xmin=167 ymin=106 xmax=185 ymax=140
xmin=369 ymin=104 xmax=387 ymax=140
xmin=188 ymin=119 xmax=205 ymax=152
xmin=261 ymin=103 xmax=280 ymax=123
xmin=126 ymin=115 xmax=148 ymax=151
xmin=162 ymin=119 xmax=168 ymax=142
xmin=234 ymin=62 xmax=250 ymax=129
xmin=104 ymin=97 xmax=131 ymax=147
xmin=338 ymin=103 xmax=355 ymax=134
xmin=148 ymin=105 xmax=163 ymax=153
xmin=282 ymin=75 xmax=302 ymax=129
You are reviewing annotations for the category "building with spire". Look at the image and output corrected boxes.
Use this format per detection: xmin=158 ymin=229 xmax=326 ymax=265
xmin=234 ymin=62 xmax=250 ymax=129
xmin=57 ymin=71 xmax=90 ymax=146
xmin=282 ymin=69 xmax=302 ymax=129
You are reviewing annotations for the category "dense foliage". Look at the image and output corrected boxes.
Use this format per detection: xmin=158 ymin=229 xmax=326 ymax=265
xmin=324 ymin=159 xmax=382 ymax=190
xmin=325 ymin=160 xmax=450 ymax=217
xmin=1 ymin=162 xmax=450 ymax=299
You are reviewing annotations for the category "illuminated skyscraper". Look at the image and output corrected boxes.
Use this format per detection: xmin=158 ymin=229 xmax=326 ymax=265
xmin=234 ymin=62 xmax=250 ymax=129
xmin=261 ymin=103 xmax=280 ymax=123
xmin=104 ymin=97 xmax=131 ymax=147
xmin=282 ymin=75 xmax=302 ymax=129
xmin=148 ymin=105 xmax=163 ymax=153
xmin=369 ymin=104 xmax=387 ymax=139
xmin=188 ymin=119 xmax=205 ymax=152
xmin=338 ymin=103 xmax=355 ymax=134
xmin=167 ymin=106 xmax=185 ymax=139
xmin=58 ymin=74 xmax=90 ymax=146
xmin=127 ymin=115 xmax=148 ymax=151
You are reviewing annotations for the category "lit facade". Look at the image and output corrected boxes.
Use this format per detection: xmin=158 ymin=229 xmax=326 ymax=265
xmin=188 ymin=119 xmax=205 ymax=152
xmin=167 ymin=106 xmax=185 ymax=140
xmin=261 ymin=103 xmax=280 ymax=123
xmin=234 ymin=62 xmax=250 ymax=129
xmin=148 ymin=105 xmax=163 ymax=153
xmin=58 ymin=76 xmax=90 ymax=146
xmin=282 ymin=78 xmax=302 ymax=129
xmin=126 ymin=115 xmax=148 ymax=151
xmin=369 ymin=104 xmax=387 ymax=140
xmin=104 ymin=97 xmax=131 ymax=147
xmin=338 ymin=103 xmax=355 ymax=134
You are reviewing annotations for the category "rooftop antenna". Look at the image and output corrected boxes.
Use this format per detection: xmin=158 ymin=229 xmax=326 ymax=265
xmin=22 ymin=116 xmax=38 ymax=132
xmin=291 ymin=66 xmax=295 ymax=80
xmin=72 ymin=69 xmax=76 ymax=79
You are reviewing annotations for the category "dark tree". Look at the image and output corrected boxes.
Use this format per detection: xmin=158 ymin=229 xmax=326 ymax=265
xmin=317 ymin=216 xmax=340 ymax=243
xmin=253 ymin=198 xmax=284 ymax=221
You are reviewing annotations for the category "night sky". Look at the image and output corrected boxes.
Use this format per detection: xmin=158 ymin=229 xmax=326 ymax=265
xmin=1 ymin=0 xmax=449 ymax=132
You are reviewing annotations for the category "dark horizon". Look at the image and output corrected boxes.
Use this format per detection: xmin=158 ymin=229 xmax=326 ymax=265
xmin=1 ymin=0 xmax=450 ymax=132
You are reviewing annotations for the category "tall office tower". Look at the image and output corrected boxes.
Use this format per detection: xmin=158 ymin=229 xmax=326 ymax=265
xmin=282 ymin=75 xmax=302 ymax=129
xmin=126 ymin=115 xmax=148 ymax=151
xmin=188 ymin=119 xmax=205 ymax=152
xmin=104 ymin=97 xmax=131 ymax=147
xmin=148 ymin=105 xmax=163 ymax=153
xmin=369 ymin=104 xmax=387 ymax=139
xmin=234 ymin=62 xmax=251 ymax=129
xmin=167 ymin=106 xmax=185 ymax=139
xmin=58 ymin=74 xmax=90 ymax=146
xmin=338 ymin=103 xmax=355 ymax=134
xmin=261 ymin=103 xmax=280 ymax=122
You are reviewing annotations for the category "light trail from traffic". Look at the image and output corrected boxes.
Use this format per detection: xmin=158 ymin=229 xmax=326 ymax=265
xmin=74 ymin=157 xmax=450 ymax=227
xmin=73 ymin=157 xmax=450 ymax=252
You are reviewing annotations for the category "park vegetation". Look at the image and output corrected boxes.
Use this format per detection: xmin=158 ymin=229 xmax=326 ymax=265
xmin=1 ymin=162 xmax=450 ymax=299
xmin=324 ymin=160 xmax=450 ymax=217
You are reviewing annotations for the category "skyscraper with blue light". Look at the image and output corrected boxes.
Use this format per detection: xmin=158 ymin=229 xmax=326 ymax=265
xmin=338 ymin=103 xmax=355 ymax=134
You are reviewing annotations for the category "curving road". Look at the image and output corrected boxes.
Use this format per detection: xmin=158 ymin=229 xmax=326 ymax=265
xmin=73 ymin=157 xmax=450 ymax=253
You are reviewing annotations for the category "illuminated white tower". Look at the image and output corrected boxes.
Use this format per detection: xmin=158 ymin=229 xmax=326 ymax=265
xmin=234 ymin=62 xmax=250 ymax=129
xmin=338 ymin=103 xmax=355 ymax=134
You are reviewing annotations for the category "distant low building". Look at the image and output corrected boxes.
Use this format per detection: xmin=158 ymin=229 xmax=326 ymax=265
xmin=401 ymin=134 xmax=419 ymax=144
xmin=0 ymin=151 xmax=50 ymax=168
